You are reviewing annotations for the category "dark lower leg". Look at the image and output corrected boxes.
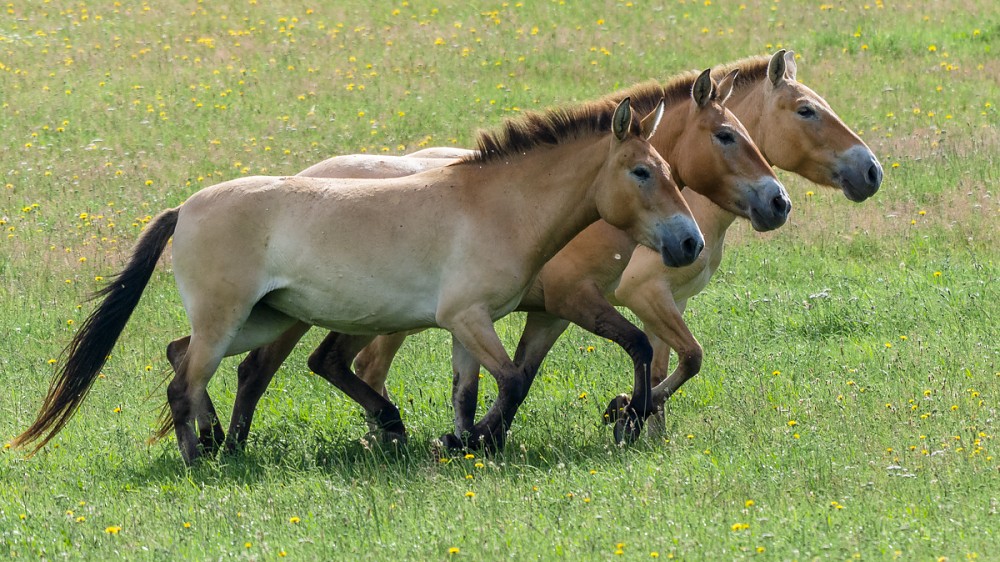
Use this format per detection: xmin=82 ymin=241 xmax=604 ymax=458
xmin=227 ymin=322 xmax=311 ymax=450
xmin=308 ymin=332 xmax=405 ymax=438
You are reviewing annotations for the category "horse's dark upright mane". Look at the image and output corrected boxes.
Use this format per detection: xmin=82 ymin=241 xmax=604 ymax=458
xmin=461 ymin=55 xmax=772 ymax=165
xmin=461 ymin=99 xmax=644 ymax=164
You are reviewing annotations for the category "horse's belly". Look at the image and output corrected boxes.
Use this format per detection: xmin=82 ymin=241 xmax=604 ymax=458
xmin=261 ymin=282 xmax=439 ymax=335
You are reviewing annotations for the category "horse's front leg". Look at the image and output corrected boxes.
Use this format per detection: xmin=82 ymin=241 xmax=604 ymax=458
xmin=442 ymin=307 xmax=530 ymax=452
xmin=647 ymin=299 xmax=700 ymax=403
xmin=227 ymin=322 xmax=311 ymax=452
xmin=448 ymin=313 xmax=571 ymax=439
xmin=541 ymin=282 xmax=653 ymax=444
xmin=307 ymin=332 xmax=407 ymax=444
xmin=450 ymin=336 xmax=481 ymax=439
xmin=613 ymin=278 xmax=701 ymax=430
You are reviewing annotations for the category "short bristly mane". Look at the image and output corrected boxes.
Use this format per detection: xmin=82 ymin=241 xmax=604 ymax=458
xmin=461 ymin=100 xmax=644 ymax=164
xmin=710 ymin=54 xmax=772 ymax=94
xmin=460 ymin=54 xmax=772 ymax=165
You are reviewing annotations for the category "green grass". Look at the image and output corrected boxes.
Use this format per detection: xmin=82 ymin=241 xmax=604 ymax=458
xmin=1 ymin=0 xmax=998 ymax=559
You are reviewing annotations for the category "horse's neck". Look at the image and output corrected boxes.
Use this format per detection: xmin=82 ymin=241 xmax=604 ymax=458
xmin=458 ymin=138 xmax=606 ymax=264
xmin=683 ymin=188 xmax=734 ymax=266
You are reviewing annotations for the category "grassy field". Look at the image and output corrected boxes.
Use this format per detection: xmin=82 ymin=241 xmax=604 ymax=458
xmin=1 ymin=0 xmax=997 ymax=559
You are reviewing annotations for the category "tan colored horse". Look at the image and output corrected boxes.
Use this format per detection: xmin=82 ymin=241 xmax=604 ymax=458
xmin=223 ymin=68 xmax=789 ymax=449
xmin=14 ymin=98 xmax=704 ymax=464
xmin=611 ymin=50 xmax=882 ymax=421
xmin=295 ymin=50 xmax=880 ymax=444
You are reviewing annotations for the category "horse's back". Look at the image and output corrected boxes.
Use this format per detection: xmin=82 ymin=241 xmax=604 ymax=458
xmin=298 ymin=154 xmax=459 ymax=179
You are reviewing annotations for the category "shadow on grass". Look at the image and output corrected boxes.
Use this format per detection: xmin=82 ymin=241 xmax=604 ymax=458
xmin=117 ymin=409 xmax=666 ymax=487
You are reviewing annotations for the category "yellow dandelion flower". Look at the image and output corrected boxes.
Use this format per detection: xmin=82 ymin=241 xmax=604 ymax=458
xmin=787 ymin=420 xmax=798 ymax=427
xmin=745 ymin=499 xmax=755 ymax=508
xmin=449 ymin=547 xmax=460 ymax=555
xmin=289 ymin=516 xmax=300 ymax=524
xmin=105 ymin=525 xmax=121 ymax=534
xmin=465 ymin=491 xmax=475 ymax=498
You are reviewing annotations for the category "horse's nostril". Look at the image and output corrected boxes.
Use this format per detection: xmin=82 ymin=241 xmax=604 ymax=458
xmin=772 ymin=195 xmax=789 ymax=216
xmin=867 ymin=163 xmax=882 ymax=186
xmin=682 ymin=236 xmax=703 ymax=259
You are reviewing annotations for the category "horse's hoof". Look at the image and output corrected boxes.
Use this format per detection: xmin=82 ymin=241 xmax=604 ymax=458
xmin=602 ymin=393 xmax=631 ymax=425
xmin=439 ymin=433 xmax=465 ymax=451
xmin=380 ymin=430 xmax=408 ymax=447
xmin=612 ymin=412 xmax=644 ymax=445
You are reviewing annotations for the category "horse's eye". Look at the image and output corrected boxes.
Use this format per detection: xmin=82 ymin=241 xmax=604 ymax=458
xmin=631 ymin=166 xmax=651 ymax=181
xmin=714 ymin=131 xmax=736 ymax=145
xmin=797 ymin=106 xmax=817 ymax=119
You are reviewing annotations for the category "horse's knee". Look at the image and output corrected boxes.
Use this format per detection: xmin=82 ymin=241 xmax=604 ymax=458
xmin=677 ymin=345 xmax=703 ymax=378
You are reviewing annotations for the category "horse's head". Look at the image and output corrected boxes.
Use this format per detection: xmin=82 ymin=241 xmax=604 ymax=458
xmin=665 ymin=68 xmax=791 ymax=232
xmin=598 ymin=98 xmax=704 ymax=268
xmin=756 ymin=50 xmax=883 ymax=202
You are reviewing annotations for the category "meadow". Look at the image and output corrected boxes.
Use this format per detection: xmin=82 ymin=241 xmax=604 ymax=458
xmin=1 ymin=0 xmax=997 ymax=559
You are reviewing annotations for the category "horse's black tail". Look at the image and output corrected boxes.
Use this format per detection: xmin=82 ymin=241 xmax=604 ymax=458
xmin=13 ymin=207 xmax=180 ymax=454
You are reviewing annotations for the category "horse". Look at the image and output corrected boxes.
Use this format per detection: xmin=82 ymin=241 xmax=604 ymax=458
xmin=418 ymin=50 xmax=882 ymax=434
xmin=14 ymin=97 xmax=704 ymax=465
xmin=604 ymin=49 xmax=882 ymax=424
xmin=222 ymin=67 xmax=791 ymax=449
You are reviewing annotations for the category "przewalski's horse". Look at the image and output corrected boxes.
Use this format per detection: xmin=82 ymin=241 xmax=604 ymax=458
xmin=604 ymin=49 xmax=882 ymax=424
xmin=14 ymin=98 xmax=703 ymax=464
xmin=223 ymin=68 xmax=790 ymax=449
xmin=418 ymin=50 xmax=882 ymax=436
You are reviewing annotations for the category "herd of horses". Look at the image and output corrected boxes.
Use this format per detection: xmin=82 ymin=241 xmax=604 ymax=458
xmin=14 ymin=50 xmax=882 ymax=465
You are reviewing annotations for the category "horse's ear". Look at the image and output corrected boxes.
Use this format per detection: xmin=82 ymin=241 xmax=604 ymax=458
xmin=612 ymin=97 xmax=633 ymax=142
xmin=640 ymin=98 xmax=666 ymax=140
xmin=692 ymin=68 xmax=713 ymax=108
xmin=716 ymin=69 xmax=738 ymax=104
xmin=783 ymin=50 xmax=798 ymax=80
xmin=768 ymin=49 xmax=787 ymax=86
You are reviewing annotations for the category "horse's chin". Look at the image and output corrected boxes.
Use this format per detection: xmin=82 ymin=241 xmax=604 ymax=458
xmin=841 ymin=184 xmax=874 ymax=203
xmin=748 ymin=207 xmax=786 ymax=232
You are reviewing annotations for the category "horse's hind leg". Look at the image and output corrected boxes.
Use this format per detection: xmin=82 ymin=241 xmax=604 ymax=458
xmin=354 ymin=332 xmax=409 ymax=398
xmin=166 ymin=335 xmax=229 ymax=464
xmin=166 ymin=337 xmax=225 ymax=454
xmin=308 ymin=332 xmax=407 ymax=443
xmin=227 ymin=321 xmax=312 ymax=452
